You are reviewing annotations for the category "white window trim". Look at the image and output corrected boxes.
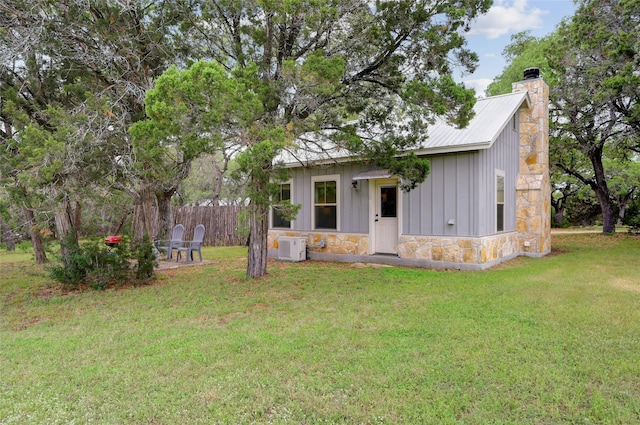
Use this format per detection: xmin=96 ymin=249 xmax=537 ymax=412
xmin=311 ymin=174 xmax=340 ymax=231
xmin=496 ymin=170 xmax=505 ymax=233
xmin=270 ymin=179 xmax=293 ymax=229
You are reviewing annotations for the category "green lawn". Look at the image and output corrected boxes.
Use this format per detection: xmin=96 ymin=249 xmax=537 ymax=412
xmin=1 ymin=234 xmax=639 ymax=424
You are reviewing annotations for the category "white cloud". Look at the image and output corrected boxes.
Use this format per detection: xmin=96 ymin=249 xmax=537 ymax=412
xmin=463 ymin=78 xmax=494 ymax=97
xmin=467 ymin=0 xmax=548 ymax=39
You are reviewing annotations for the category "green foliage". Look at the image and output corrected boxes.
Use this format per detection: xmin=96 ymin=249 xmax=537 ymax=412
xmin=386 ymin=153 xmax=431 ymax=192
xmin=486 ymin=31 xmax=556 ymax=96
xmin=48 ymin=234 xmax=92 ymax=289
xmin=626 ymin=215 xmax=640 ymax=235
xmin=16 ymin=241 xmax=32 ymax=253
xmin=5 ymin=0 xmax=495 ymax=278
xmin=131 ymin=61 xmax=263 ymax=162
xmin=48 ymin=234 xmax=153 ymax=291
xmin=134 ymin=234 xmax=157 ymax=280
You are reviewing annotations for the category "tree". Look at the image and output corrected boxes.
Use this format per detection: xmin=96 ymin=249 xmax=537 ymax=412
xmin=604 ymin=157 xmax=640 ymax=224
xmin=486 ymin=31 xmax=556 ymax=97
xmin=551 ymin=173 xmax=580 ymax=228
xmin=129 ymin=61 xmax=262 ymax=238
xmin=571 ymin=0 xmax=640 ymax=137
xmin=175 ymin=0 xmax=490 ymax=277
xmin=0 ymin=0 xmax=191 ymax=253
xmin=489 ymin=0 xmax=639 ymax=234
xmin=546 ymin=0 xmax=638 ymax=234
xmin=180 ymin=154 xmax=249 ymax=207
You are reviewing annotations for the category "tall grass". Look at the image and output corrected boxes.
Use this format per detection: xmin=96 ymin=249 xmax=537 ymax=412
xmin=1 ymin=235 xmax=639 ymax=424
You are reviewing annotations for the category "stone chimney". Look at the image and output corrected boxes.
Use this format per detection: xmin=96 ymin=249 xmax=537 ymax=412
xmin=512 ymin=68 xmax=551 ymax=256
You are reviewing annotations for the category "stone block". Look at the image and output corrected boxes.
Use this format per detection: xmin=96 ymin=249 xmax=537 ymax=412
xmin=457 ymin=239 xmax=473 ymax=249
xmin=432 ymin=247 xmax=444 ymax=261
xmin=463 ymin=248 xmax=478 ymax=264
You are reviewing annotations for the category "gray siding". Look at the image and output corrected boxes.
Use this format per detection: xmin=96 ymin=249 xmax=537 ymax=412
xmin=288 ymin=163 xmax=371 ymax=233
xmin=284 ymin=115 xmax=520 ymax=238
xmin=477 ymin=117 xmax=520 ymax=235
xmin=402 ymin=120 xmax=519 ymax=237
xmin=403 ymin=152 xmax=480 ymax=236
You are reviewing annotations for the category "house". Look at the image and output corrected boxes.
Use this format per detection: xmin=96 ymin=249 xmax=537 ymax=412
xmin=268 ymin=69 xmax=551 ymax=270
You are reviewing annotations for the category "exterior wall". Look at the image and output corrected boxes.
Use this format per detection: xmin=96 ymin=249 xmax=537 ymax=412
xmin=268 ymin=229 xmax=519 ymax=270
xmin=402 ymin=123 xmax=520 ymax=238
xmin=476 ymin=117 xmax=521 ymax=235
xmin=397 ymin=233 xmax=519 ymax=267
xmin=286 ymin=164 xmax=371 ymax=233
xmin=269 ymin=230 xmax=369 ymax=256
xmin=403 ymin=152 xmax=479 ymax=236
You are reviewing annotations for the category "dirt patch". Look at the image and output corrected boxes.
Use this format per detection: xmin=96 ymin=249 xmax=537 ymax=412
xmin=609 ymin=278 xmax=640 ymax=293
xmin=154 ymin=259 xmax=214 ymax=272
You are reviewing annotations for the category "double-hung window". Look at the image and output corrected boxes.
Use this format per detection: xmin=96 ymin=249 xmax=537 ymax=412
xmin=312 ymin=175 xmax=339 ymax=230
xmin=272 ymin=182 xmax=292 ymax=228
xmin=496 ymin=171 xmax=505 ymax=232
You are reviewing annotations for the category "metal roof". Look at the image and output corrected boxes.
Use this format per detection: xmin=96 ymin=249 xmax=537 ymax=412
xmin=278 ymin=91 xmax=530 ymax=167
xmin=412 ymin=91 xmax=530 ymax=154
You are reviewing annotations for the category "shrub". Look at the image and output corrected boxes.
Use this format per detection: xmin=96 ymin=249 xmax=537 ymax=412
xmin=627 ymin=215 xmax=640 ymax=235
xmin=48 ymin=235 xmax=92 ymax=287
xmin=16 ymin=241 xmax=32 ymax=253
xmin=49 ymin=234 xmax=155 ymax=290
xmin=134 ymin=234 xmax=157 ymax=280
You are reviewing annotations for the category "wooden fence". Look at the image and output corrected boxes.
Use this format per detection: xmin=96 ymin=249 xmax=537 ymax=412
xmin=173 ymin=205 xmax=248 ymax=246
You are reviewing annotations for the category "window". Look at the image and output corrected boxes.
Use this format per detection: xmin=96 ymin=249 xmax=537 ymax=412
xmin=496 ymin=172 xmax=505 ymax=232
xmin=272 ymin=182 xmax=291 ymax=228
xmin=312 ymin=175 xmax=340 ymax=230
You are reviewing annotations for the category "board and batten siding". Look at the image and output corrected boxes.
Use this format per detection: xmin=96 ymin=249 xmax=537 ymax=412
xmin=285 ymin=115 xmax=519 ymax=238
xmin=288 ymin=163 xmax=371 ymax=234
xmin=477 ymin=116 xmax=520 ymax=235
xmin=402 ymin=119 xmax=520 ymax=237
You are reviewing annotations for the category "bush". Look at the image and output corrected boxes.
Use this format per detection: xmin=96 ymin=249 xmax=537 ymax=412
xmin=49 ymin=234 xmax=155 ymax=290
xmin=134 ymin=234 xmax=157 ymax=280
xmin=16 ymin=241 xmax=32 ymax=253
xmin=627 ymin=215 xmax=640 ymax=235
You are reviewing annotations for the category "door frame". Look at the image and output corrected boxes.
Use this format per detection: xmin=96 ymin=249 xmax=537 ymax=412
xmin=368 ymin=178 xmax=401 ymax=255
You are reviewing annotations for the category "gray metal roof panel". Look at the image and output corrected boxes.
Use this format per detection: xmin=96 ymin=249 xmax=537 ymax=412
xmin=278 ymin=91 xmax=530 ymax=167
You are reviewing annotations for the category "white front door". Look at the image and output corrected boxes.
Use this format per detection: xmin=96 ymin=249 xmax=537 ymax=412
xmin=375 ymin=180 xmax=399 ymax=254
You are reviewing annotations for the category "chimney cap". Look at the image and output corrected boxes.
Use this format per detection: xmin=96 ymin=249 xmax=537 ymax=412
xmin=523 ymin=68 xmax=540 ymax=80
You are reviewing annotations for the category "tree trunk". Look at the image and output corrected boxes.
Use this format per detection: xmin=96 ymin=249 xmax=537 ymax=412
xmin=55 ymin=198 xmax=81 ymax=257
xmin=589 ymin=152 xmax=616 ymax=234
xmin=554 ymin=206 xmax=565 ymax=228
xmin=596 ymin=192 xmax=617 ymax=234
xmin=133 ymin=184 xmax=157 ymax=240
xmin=1 ymin=219 xmax=16 ymax=251
xmin=246 ymin=170 xmax=270 ymax=278
xmin=616 ymin=192 xmax=633 ymax=225
xmin=23 ymin=207 xmax=47 ymax=263
xmin=551 ymin=196 xmax=566 ymax=228
xmin=246 ymin=201 xmax=269 ymax=278
xmin=156 ymin=189 xmax=176 ymax=240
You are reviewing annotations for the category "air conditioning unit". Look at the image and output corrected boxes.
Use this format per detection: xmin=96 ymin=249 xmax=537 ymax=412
xmin=278 ymin=237 xmax=307 ymax=262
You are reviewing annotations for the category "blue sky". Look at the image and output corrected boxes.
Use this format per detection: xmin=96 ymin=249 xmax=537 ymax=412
xmin=459 ymin=0 xmax=577 ymax=95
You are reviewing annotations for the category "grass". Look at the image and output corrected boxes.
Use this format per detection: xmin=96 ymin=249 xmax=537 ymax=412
xmin=1 ymin=234 xmax=639 ymax=424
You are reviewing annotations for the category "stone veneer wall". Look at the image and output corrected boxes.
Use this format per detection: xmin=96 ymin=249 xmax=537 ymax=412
xmin=269 ymin=230 xmax=520 ymax=268
xmin=269 ymin=231 xmax=369 ymax=256
xmin=512 ymin=77 xmax=551 ymax=256
xmin=398 ymin=233 xmax=520 ymax=267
